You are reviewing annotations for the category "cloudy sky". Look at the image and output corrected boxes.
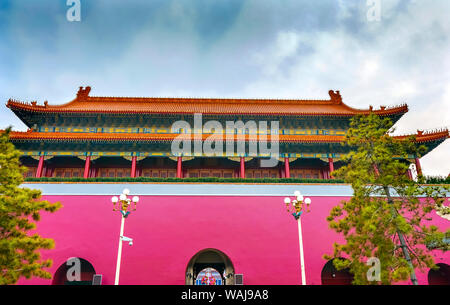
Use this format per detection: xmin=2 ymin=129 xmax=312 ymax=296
xmin=0 ymin=0 xmax=448 ymax=176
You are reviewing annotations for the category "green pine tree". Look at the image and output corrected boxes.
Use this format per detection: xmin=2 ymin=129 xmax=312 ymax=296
xmin=325 ymin=114 xmax=449 ymax=285
xmin=0 ymin=128 xmax=62 ymax=285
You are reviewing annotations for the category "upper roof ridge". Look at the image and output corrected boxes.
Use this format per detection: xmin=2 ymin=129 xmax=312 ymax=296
xmin=6 ymin=87 xmax=409 ymax=122
xmin=82 ymin=86 xmax=341 ymax=104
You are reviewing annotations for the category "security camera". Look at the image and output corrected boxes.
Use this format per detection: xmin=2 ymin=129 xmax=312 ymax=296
xmin=121 ymin=236 xmax=133 ymax=246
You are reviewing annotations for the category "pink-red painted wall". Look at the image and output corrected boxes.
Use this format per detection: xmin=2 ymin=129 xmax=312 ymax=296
xmin=17 ymin=195 xmax=449 ymax=285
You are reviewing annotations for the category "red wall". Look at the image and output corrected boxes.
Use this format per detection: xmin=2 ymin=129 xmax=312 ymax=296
xmin=17 ymin=195 xmax=449 ymax=285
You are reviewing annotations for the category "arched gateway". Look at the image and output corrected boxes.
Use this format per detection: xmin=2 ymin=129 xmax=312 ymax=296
xmin=428 ymin=263 xmax=450 ymax=285
xmin=52 ymin=257 xmax=96 ymax=285
xmin=185 ymin=249 xmax=235 ymax=285
xmin=321 ymin=258 xmax=354 ymax=285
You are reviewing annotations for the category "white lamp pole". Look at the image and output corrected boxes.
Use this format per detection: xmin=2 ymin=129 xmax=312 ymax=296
xmin=296 ymin=213 xmax=306 ymax=285
xmin=284 ymin=191 xmax=311 ymax=285
xmin=111 ymin=188 xmax=139 ymax=285
xmin=114 ymin=214 xmax=126 ymax=285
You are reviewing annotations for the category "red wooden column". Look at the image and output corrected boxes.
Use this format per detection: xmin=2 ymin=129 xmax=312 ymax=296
xmin=279 ymin=166 xmax=285 ymax=178
xmin=407 ymin=169 xmax=413 ymax=180
xmin=415 ymin=157 xmax=423 ymax=176
xmin=45 ymin=167 xmax=54 ymax=178
xmin=131 ymin=156 xmax=137 ymax=178
xmin=177 ymin=156 xmax=182 ymax=178
xmin=83 ymin=156 xmax=91 ymax=179
xmin=284 ymin=157 xmax=290 ymax=178
xmin=240 ymin=157 xmax=245 ymax=178
xmin=373 ymin=164 xmax=380 ymax=177
xmin=35 ymin=156 xmax=44 ymax=178
xmin=328 ymin=157 xmax=334 ymax=179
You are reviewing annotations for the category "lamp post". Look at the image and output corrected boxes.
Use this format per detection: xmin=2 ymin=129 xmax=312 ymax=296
xmin=111 ymin=188 xmax=139 ymax=285
xmin=284 ymin=190 xmax=311 ymax=285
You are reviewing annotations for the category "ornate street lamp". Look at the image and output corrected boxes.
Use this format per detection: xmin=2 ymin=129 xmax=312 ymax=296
xmin=111 ymin=188 xmax=139 ymax=285
xmin=284 ymin=190 xmax=312 ymax=285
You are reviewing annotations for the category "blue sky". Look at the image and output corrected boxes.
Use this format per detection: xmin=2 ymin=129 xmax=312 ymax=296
xmin=0 ymin=0 xmax=449 ymax=176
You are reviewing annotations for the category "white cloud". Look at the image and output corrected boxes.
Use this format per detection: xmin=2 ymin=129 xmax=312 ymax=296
xmin=252 ymin=31 xmax=302 ymax=76
xmin=238 ymin=1 xmax=450 ymax=176
xmin=359 ymin=57 xmax=380 ymax=82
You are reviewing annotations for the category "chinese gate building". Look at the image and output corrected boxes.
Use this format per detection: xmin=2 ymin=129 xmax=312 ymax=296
xmin=5 ymin=87 xmax=450 ymax=285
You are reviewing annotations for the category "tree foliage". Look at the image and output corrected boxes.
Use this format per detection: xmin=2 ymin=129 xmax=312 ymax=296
xmin=0 ymin=128 xmax=62 ymax=285
xmin=325 ymin=114 xmax=449 ymax=285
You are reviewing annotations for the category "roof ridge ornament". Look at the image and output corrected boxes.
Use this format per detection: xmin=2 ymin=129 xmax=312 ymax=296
xmin=76 ymin=86 xmax=91 ymax=100
xmin=328 ymin=90 xmax=342 ymax=104
xmin=422 ymin=128 xmax=449 ymax=136
xmin=394 ymin=128 xmax=449 ymax=139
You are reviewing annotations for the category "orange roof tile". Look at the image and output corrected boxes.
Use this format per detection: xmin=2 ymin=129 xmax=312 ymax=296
xmin=6 ymin=88 xmax=408 ymax=117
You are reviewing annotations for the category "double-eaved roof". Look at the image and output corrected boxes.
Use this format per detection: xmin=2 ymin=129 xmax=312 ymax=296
xmin=4 ymin=87 xmax=448 ymax=157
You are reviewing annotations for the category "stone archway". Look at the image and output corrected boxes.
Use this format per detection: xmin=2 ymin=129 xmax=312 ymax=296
xmin=185 ymin=249 xmax=235 ymax=285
